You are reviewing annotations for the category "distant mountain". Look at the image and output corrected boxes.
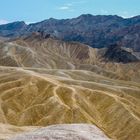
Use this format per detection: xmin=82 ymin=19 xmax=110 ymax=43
xmin=0 ymin=21 xmax=27 ymax=37
xmin=0 ymin=14 xmax=140 ymax=51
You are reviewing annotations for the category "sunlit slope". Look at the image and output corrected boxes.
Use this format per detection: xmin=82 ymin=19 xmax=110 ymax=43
xmin=0 ymin=66 xmax=140 ymax=140
xmin=0 ymin=35 xmax=140 ymax=82
xmin=0 ymin=35 xmax=97 ymax=69
xmin=0 ymin=123 xmax=39 ymax=140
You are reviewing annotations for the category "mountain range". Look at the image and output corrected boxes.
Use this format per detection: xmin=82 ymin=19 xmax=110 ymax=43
xmin=0 ymin=14 xmax=140 ymax=52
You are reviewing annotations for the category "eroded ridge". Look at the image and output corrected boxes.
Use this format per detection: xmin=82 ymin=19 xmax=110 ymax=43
xmin=0 ymin=67 xmax=140 ymax=140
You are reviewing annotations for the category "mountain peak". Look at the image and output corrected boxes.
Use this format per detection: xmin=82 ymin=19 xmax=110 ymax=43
xmin=0 ymin=21 xmax=27 ymax=30
xmin=79 ymin=14 xmax=93 ymax=18
xmin=78 ymin=14 xmax=123 ymax=19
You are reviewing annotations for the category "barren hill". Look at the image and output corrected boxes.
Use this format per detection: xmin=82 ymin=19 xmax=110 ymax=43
xmin=0 ymin=33 xmax=140 ymax=81
xmin=0 ymin=65 xmax=140 ymax=140
xmin=0 ymin=34 xmax=140 ymax=139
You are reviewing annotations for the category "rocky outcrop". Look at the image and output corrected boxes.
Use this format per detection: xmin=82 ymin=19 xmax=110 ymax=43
xmin=104 ymin=44 xmax=139 ymax=63
xmin=10 ymin=124 xmax=110 ymax=140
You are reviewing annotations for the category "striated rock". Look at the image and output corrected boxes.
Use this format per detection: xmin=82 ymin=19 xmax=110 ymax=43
xmin=0 ymin=35 xmax=140 ymax=81
xmin=0 ymin=66 xmax=140 ymax=140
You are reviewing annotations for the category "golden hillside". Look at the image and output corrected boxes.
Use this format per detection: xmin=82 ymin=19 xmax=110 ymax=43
xmin=0 ymin=34 xmax=140 ymax=139
xmin=0 ymin=66 xmax=140 ymax=140
xmin=0 ymin=34 xmax=140 ymax=82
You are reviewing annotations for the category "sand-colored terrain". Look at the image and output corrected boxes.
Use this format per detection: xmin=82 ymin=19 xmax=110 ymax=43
xmin=0 ymin=35 xmax=140 ymax=139
xmin=0 ymin=66 xmax=140 ymax=139
xmin=0 ymin=123 xmax=39 ymax=140
xmin=0 ymin=34 xmax=140 ymax=82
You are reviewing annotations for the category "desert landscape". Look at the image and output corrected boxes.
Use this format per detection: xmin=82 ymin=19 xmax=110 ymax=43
xmin=0 ymin=29 xmax=139 ymax=139
xmin=0 ymin=9 xmax=140 ymax=140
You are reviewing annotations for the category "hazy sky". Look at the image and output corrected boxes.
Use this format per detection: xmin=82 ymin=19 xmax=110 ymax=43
xmin=0 ymin=0 xmax=139 ymax=24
